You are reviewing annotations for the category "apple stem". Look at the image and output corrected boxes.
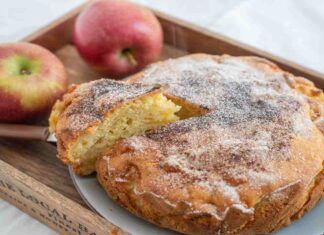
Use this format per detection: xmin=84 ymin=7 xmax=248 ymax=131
xmin=20 ymin=68 xmax=31 ymax=75
xmin=124 ymin=50 xmax=137 ymax=66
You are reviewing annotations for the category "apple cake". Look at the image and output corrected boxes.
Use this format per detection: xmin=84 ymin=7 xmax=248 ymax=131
xmin=50 ymin=54 xmax=323 ymax=234
xmin=49 ymin=80 xmax=181 ymax=175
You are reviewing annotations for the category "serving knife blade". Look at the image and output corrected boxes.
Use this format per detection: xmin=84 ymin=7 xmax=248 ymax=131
xmin=46 ymin=132 xmax=57 ymax=143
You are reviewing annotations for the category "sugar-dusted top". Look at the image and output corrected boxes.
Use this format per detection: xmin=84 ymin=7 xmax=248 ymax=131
xmin=55 ymin=79 xmax=160 ymax=134
xmin=106 ymin=54 xmax=323 ymax=218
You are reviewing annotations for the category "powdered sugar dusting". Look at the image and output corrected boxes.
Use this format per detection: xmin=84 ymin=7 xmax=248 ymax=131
xmin=133 ymin=55 xmax=318 ymax=209
xmin=61 ymin=79 xmax=159 ymax=132
xmin=126 ymin=136 xmax=150 ymax=152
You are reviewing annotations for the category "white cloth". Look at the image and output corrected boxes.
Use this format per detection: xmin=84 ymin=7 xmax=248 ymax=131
xmin=134 ymin=0 xmax=324 ymax=73
xmin=1 ymin=0 xmax=323 ymax=234
xmin=0 ymin=200 xmax=55 ymax=235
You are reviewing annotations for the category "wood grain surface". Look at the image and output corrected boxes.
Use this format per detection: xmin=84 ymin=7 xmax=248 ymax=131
xmin=0 ymin=139 xmax=85 ymax=206
xmin=0 ymin=160 xmax=128 ymax=235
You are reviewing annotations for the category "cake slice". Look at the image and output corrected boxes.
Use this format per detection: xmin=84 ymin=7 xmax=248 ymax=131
xmin=49 ymin=79 xmax=181 ymax=175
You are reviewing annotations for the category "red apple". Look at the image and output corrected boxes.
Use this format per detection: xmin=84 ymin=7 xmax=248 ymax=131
xmin=73 ymin=0 xmax=163 ymax=78
xmin=0 ymin=42 xmax=67 ymax=123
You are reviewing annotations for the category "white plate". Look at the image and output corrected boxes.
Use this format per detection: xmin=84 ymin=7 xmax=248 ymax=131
xmin=69 ymin=168 xmax=324 ymax=235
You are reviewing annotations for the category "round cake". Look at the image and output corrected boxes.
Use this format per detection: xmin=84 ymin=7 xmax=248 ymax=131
xmin=96 ymin=54 xmax=324 ymax=234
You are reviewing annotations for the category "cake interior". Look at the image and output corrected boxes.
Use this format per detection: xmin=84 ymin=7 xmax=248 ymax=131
xmin=67 ymin=92 xmax=193 ymax=175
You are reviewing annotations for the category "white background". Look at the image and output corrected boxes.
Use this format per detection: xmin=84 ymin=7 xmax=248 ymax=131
xmin=0 ymin=0 xmax=323 ymax=234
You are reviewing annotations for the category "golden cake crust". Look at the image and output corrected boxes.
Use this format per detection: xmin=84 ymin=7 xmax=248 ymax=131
xmin=97 ymin=54 xmax=324 ymax=234
xmin=49 ymin=79 xmax=161 ymax=175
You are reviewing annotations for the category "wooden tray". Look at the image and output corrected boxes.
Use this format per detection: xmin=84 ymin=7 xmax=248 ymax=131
xmin=0 ymin=3 xmax=323 ymax=235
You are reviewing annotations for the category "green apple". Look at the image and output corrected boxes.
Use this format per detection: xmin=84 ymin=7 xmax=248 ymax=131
xmin=0 ymin=42 xmax=67 ymax=123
